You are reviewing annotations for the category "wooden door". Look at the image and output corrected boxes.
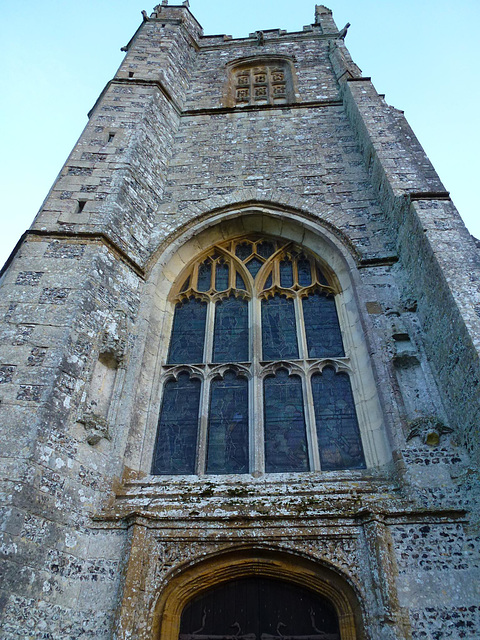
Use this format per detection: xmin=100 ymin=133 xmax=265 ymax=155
xmin=179 ymin=577 xmax=341 ymax=640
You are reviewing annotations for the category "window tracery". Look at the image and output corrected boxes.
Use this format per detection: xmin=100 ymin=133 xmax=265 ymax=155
xmin=152 ymin=235 xmax=366 ymax=476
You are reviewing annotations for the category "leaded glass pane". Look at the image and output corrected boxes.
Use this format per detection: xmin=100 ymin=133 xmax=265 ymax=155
xmin=302 ymin=292 xmax=344 ymax=358
xmin=246 ymin=257 xmax=264 ymax=278
xmin=215 ymin=262 xmax=229 ymax=291
xmin=256 ymin=241 xmax=275 ymax=259
xmin=262 ymin=295 xmax=299 ymax=360
xmin=180 ymin=276 xmax=190 ymax=292
xmin=206 ymin=372 xmax=249 ymax=474
xmin=312 ymin=368 xmax=366 ymax=471
xmin=168 ymin=298 xmax=207 ymax=364
xmin=197 ymin=261 xmax=212 ymax=292
xmin=280 ymin=259 xmax=294 ymax=288
xmin=264 ymin=370 xmax=308 ymax=473
xmin=152 ymin=373 xmax=201 ymax=475
xmin=297 ymin=258 xmax=312 ymax=287
xmin=236 ymin=272 xmax=246 ymax=290
xmin=236 ymin=242 xmax=253 ymax=261
xmin=317 ymin=265 xmax=329 ymax=286
xmin=264 ymin=272 xmax=273 ymax=289
xmin=213 ymin=297 xmax=249 ymax=363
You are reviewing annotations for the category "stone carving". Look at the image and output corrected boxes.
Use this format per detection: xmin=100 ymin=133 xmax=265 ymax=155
xmin=406 ymin=416 xmax=453 ymax=447
xmin=150 ymin=537 xmax=360 ymax=587
xmin=256 ymin=31 xmax=265 ymax=46
xmin=141 ymin=10 xmax=149 ymax=22
xmin=101 ymin=310 xmax=129 ymax=365
xmin=338 ymin=23 xmax=351 ymax=40
xmin=282 ymin=537 xmax=361 ymax=580
xmin=151 ymin=540 xmax=218 ymax=586
xmin=79 ymin=412 xmax=110 ymax=445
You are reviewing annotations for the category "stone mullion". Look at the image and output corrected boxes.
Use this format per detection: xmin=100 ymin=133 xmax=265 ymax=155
xmin=304 ymin=368 xmax=321 ymax=472
xmin=196 ymin=299 xmax=215 ymax=474
xmin=251 ymin=296 xmax=264 ymax=476
xmin=195 ymin=373 xmax=211 ymax=475
xmin=294 ymin=295 xmax=320 ymax=471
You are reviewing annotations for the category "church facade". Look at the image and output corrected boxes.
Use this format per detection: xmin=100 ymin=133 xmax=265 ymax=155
xmin=0 ymin=4 xmax=479 ymax=639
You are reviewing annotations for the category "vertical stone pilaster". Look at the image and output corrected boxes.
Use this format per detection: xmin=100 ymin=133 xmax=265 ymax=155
xmin=360 ymin=512 xmax=411 ymax=640
xmin=113 ymin=524 xmax=151 ymax=640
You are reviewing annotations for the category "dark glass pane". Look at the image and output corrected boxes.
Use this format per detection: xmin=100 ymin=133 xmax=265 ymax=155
xmin=236 ymin=242 xmax=253 ymax=261
xmin=264 ymin=272 xmax=273 ymax=289
xmin=264 ymin=370 xmax=308 ymax=473
xmin=317 ymin=265 xmax=329 ymax=286
xmin=197 ymin=261 xmax=211 ymax=292
xmin=262 ymin=295 xmax=299 ymax=360
xmin=236 ymin=272 xmax=246 ymax=290
xmin=167 ymin=298 xmax=207 ymax=364
xmin=312 ymin=369 xmax=366 ymax=471
xmin=303 ymin=292 xmax=344 ymax=358
xmin=213 ymin=297 xmax=249 ymax=363
xmin=245 ymin=257 xmax=264 ymax=278
xmin=180 ymin=577 xmax=340 ymax=639
xmin=297 ymin=258 xmax=312 ymax=287
xmin=152 ymin=373 xmax=200 ymax=475
xmin=207 ymin=372 xmax=248 ymax=474
xmin=180 ymin=276 xmax=190 ymax=292
xmin=215 ymin=262 xmax=229 ymax=291
xmin=256 ymin=241 xmax=275 ymax=259
xmin=280 ymin=259 xmax=294 ymax=288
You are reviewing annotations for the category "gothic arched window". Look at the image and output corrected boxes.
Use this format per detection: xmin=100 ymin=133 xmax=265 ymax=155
xmin=152 ymin=236 xmax=366 ymax=476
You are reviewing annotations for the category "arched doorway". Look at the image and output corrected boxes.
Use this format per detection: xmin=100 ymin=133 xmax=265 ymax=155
xmin=152 ymin=547 xmax=363 ymax=640
xmin=179 ymin=576 xmax=340 ymax=639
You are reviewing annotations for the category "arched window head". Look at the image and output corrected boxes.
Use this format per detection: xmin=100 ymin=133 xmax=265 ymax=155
xmin=152 ymin=235 xmax=366 ymax=476
xmin=227 ymin=57 xmax=296 ymax=107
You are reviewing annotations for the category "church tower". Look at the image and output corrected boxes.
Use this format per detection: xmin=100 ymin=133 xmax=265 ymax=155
xmin=1 ymin=4 xmax=479 ymax=639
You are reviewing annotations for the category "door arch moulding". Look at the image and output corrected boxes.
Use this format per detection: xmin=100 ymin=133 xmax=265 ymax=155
xmin=148 ymin=546 xmax=365 ymax=640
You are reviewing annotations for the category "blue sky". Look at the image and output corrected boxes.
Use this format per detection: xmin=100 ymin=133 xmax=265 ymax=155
xmin=1 ymin=0 xmax=479 ymax=268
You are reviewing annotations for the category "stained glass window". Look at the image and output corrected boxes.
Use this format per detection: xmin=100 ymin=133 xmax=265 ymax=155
xmin=215 ymin=262 xmax=229 ymax=291
xmin=197 ymin=261 xmax=211 ymax=292
xmin=262 ymin=295 xmax=298 ymax=360
xmin=297 ymin=257 xmax=312 ymax=287
xmin=264 ymin=370 xmax=308 ymax=473
xmin=207 ymin=372 xmax=249 ymax=474
xmin=302 ymin=292 xmax=344 ymax=358
xmin=312 ymin=368 xmax=366 ymax=471
xmin=246 ymin=257 xmax=264 ymax=278
xmin=153 ymin=235 xmax=368 ymax=476
xmin=280 ymin=259 xmax=294 ymax=288
xmin=168 ymin=298 xmax=207 ymax=364
xmin=152 ymin=373 xmax=201 ymax=474
xmin=213 ymin=296 xmax=249 ymax=363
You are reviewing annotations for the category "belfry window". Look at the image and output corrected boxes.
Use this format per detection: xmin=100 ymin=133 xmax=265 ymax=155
xmin=229 ymin=59 xmax=294 ymax=107
xmin=152 ymin=236 xmax=366 ymax=476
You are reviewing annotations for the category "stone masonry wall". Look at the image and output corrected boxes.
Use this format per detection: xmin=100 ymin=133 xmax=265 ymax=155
xmin=1 ymin=5 xmax=479 ymax=639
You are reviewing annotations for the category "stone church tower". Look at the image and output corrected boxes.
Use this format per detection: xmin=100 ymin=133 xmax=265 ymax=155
xmin=1 ymin=4 xmax=479 ymax=639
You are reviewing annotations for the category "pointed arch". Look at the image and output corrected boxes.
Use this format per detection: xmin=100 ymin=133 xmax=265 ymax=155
xmin=121 ymin=207 xmax=390 ymax=476
xmin=151 ymin=546 xmax=365 ymax=640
